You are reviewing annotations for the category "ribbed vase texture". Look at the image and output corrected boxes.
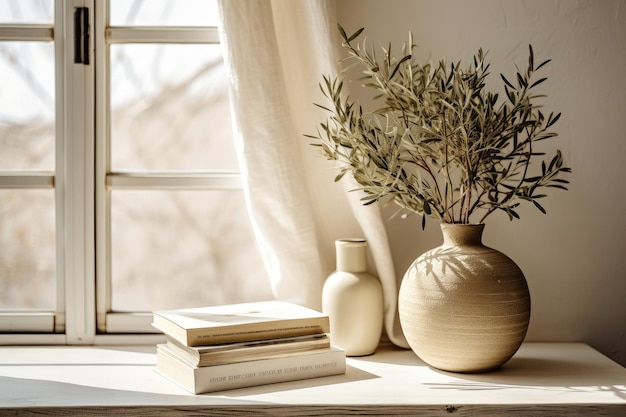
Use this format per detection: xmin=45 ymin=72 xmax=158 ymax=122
xmin=398 ymin=224 xmax=530 ymax=373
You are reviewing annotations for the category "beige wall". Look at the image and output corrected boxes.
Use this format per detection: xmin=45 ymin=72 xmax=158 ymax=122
xmin=336 ymin=0 xmax=626 ymax=366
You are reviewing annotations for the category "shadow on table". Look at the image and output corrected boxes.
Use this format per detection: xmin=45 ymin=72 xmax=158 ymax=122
xmin=425 ymin=355 xmax=626 ymax=401
xmin=0 ymin=374 xmax=269 ymax=408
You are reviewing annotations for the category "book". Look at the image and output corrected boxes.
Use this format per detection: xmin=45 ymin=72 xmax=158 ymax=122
xmin=165 ymin=333 xmax=331 ymax=367
xmin=152 ymin=300 xmax=330 ymax=347
xmin=156 ymin=343 xmax=346 ymax=394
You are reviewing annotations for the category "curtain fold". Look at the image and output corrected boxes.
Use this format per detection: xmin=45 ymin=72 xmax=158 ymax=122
xmin=217 ymin=0 xmax=408 ymax=348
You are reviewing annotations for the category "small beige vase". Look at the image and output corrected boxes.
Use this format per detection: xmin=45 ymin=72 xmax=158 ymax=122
xmin=398 ymin=223 xmax=530 ymax=373
xmin=322 ymin=239 xmax=383 ymax=356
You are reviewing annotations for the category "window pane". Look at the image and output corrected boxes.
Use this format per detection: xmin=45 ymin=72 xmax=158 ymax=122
xmin=0 ymin=41 xmax=55 ymax=170
xmin=0 ymin=189 xmax=55 ymax=310
xmin=0 ymin=0 xmax=53 ymax=24
xmin=110 ymin=43 xmax=237 ymax=171
xmin=110 ymin=190 xmax=271 ymax=312
xmin=109 ymin=0 xmax=218 ymax=27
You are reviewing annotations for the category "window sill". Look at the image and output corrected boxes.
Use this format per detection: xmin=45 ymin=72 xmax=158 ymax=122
xmin=0 ymin=342 xmax=624 ymax=416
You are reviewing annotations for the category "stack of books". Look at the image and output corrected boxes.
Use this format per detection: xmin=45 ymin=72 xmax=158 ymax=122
xmin=153 ymin=300 xmax=346 ymax=394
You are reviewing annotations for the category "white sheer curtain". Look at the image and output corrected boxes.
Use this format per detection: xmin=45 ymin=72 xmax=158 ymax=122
xmin=217 ymin=0 xmax=408 ymax=348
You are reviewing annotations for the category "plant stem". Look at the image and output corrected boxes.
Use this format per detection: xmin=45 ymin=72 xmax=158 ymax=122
xmin=442 ymin=113 xmax=455 ymax=223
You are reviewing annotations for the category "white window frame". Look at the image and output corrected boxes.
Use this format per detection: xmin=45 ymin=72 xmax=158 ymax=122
xmin=0 ymin=1 xmax=67 ymax=344
xmin=0 ymin=0 xmax=238 ymax=345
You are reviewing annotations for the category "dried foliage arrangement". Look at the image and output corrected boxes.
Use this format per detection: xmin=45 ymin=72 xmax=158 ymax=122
xmin=308 ymin=26 xmax=571 ymax=228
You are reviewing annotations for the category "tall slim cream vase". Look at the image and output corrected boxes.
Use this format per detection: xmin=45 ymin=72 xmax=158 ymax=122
xmin=322 ymin=239 xmax=383 ymax=356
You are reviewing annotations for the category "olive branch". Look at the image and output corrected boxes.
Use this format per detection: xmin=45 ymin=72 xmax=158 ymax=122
xmin=307 ymin=25 xmax=571 ymax=228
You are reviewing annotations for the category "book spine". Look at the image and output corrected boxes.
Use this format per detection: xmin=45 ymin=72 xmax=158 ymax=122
xmin=188 ymin=321 xmax=329 ymax=347
xmin=166 ymin=336 xmax=331 ymax=368
xmin=158 ymin=346 xmax=345 ymax=394
xmin=196 ymin=347 xmax=345 ymax=393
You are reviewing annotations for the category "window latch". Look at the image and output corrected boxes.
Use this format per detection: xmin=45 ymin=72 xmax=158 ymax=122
xmin=73 ymin=7 xmax=90 ymax=65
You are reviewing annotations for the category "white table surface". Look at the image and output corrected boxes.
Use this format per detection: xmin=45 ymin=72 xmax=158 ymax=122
xmin=0 ymin=342 xmax=624 ymax=416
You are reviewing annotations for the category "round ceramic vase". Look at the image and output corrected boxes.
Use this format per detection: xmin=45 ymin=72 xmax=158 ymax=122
xmin=322 ymin=239 xmax=383 ymax=356
xmin=398 ymin=224 xmax=530 ymax=373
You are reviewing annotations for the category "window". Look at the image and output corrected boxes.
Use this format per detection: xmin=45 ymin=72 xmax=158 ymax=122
xmin=0 ymin=0 xmax=271 ymax=344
